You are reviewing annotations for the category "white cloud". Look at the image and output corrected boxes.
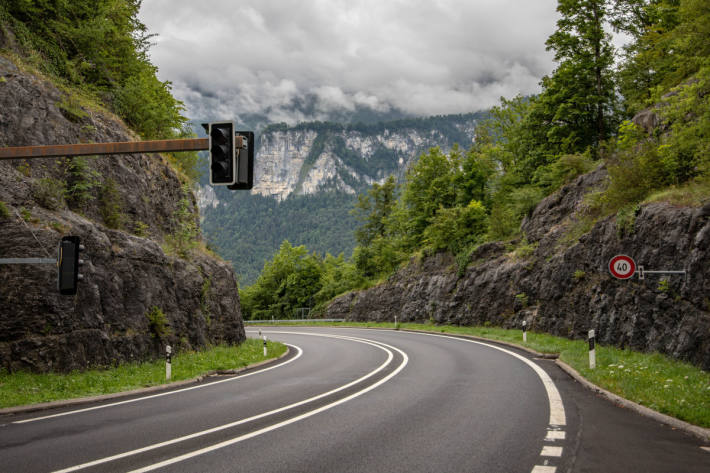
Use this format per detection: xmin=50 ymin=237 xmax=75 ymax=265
xmin=139 ymin=0 xmax=561 ymax=123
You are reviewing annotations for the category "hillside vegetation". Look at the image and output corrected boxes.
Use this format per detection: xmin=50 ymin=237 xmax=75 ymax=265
xmin=0 ymin=0 xmax=201 ymax=183
xmin=240 ymin=0 xmax=710 ymax=320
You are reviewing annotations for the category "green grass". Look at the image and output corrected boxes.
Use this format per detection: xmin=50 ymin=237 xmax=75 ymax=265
xmin=252 ymin=321 xmax=710 ymax=428
xmin=0 ymin=339 xmax=287 ymax=409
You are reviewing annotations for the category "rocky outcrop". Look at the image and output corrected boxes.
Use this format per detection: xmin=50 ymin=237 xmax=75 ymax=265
xmin=324 ymin=169 xmax=710 ymax=370
xmin=251 ymin=120 xmax=478 ymax=201
xmin=0 ymin=55 xmax=245 ymax=372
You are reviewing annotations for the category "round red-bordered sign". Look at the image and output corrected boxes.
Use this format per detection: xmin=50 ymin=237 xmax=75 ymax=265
xmin=609 ymin=255 xmax=636 ymax=279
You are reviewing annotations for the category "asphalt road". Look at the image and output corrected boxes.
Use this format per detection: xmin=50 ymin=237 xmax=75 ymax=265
xmin=0 ymin=327 xmax=707 ymax=472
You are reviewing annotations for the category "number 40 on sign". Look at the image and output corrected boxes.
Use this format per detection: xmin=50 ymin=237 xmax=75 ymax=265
xmin=608 ymin=255 xmax=686 ymax=280
xmin=609 ymin=255 xmax=636 ymax=279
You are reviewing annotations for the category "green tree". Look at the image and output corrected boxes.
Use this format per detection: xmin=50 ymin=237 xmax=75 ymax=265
xmin=529 ymin=0 xmax=620 ymax=158
xmin=351 ymin=175 xmax=397 ymax=246
xmin=240 ymin=240 xmax=324 ymax=319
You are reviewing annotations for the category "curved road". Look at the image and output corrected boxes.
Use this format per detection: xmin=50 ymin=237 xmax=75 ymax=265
xmin=0 ymin=327 xmax=707 ymax=472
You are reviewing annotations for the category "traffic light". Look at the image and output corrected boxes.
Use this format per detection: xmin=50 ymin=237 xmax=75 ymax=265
xmin=209 ymin=121 xmax=236 ymax=185
xmin=228 ymin=131 xmax=254 ymax=190
xmin=57 ymin=236 xmax=84 ymax=295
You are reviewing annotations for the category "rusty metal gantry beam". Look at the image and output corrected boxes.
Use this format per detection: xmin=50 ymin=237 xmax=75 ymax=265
xmin=0 ymin=136 xmax=244 ymax=160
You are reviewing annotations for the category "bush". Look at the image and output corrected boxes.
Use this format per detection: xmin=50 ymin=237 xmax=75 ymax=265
xmin=164 ymin=184 xmax=199 ymax=259
xmin=32 ymin=177 xmax=65 ymax=210
xmin=99 ymin=177 xmax=123 ymax=229
xmin=423 ymin=200 xmax=487 ymax=254
xmin=0 ymin=201 xmax=10 ymax=219
xmin=65 ymin=156 xmax=100 ymax=209
xmin=146 ymin=306 xmax=170 ymax=339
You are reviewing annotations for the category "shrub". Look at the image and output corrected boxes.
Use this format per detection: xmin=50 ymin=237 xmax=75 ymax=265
xmin=0 ymin=201 xmax=11 ymax=219
xmin=32 ymin=177 xmax=66 ymax=210
xmin=99 ymin=178 xmax=123 ymax=229
xmin=65 ymin=156 xmax=100 ymax=209
xmin=146 ymin=306 xmax=170 ymax=339
xmin=164 ymin=184 xmax=199 ymax=259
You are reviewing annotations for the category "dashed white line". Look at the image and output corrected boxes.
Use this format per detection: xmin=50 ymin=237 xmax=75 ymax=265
xmin=545 ymin=430 xmax=566 ymax=441
xmin=531 ymin=466 xmax=557 ymax=473
xmin=541 ymin=445 xmax=563 ymax=457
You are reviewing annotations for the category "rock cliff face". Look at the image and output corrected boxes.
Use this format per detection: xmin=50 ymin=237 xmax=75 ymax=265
xmin=0 ymin=56 xmax=245 ymax=373
xmin=324 ymin=168 xmax=710 ymax=370
xmin=251 ymin=119 xmax=478 ymax=200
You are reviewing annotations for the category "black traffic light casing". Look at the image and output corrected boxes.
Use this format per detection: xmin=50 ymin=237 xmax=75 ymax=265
xmin=209 ymin=121 xmax=236 ymax=185
xmin=228 ymin=131 xmax=254 ymax=190
xmin=57 ymin=236 xmax=84 ymax=295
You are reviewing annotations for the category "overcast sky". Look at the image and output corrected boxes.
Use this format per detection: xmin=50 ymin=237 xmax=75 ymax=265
xmin=139 ymin=0 xmax=562 ymax=124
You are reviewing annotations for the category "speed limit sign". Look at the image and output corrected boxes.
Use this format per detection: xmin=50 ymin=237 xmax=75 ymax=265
xmin=609 ymin=255 xmax=636 ymax=279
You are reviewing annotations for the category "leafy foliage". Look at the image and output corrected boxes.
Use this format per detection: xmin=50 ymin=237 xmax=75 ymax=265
xmin=241 ymin=0 xmax=710 ymax=312
xmin=65 ymin=156 xmax=100 ymax=209
xmin=0 ymin=0 xmax=188 ymax=142
xmin=164 ymin=184 xmax=200 ymax=259
xmin=99 ymin=177 xmax=123 ymax=229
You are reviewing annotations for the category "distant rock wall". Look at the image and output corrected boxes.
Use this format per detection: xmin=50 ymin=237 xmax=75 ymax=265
xmin=0 ymin=55 xmax=245 ymax=373
xmin=325 ymin=168 xmax=710 ymax=370
xmin=251 ymin=123 xmax=477 ymax=201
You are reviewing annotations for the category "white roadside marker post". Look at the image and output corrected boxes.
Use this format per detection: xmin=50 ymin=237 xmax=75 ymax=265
xmin=588 ymin=330 xmax=596 ymax=369
xmin=166 ymin=345 xmax=172 ymax=381
xmin=522 ymin=320 xmax=527 ymax=343
xmin=263 ymin=335 xmax=267 ymax=357
xmin=394 ymin=315 xmax=398 ymax=330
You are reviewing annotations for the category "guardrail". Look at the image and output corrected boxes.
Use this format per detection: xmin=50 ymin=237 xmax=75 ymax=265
xmin=244 ymin=319 xmax=345 ymax=324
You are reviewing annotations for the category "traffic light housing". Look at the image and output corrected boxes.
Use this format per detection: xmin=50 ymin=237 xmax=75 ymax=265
xmin=57 ymin=236 xmax=84 ymax=295
xmin=209 ymin=121 xmax=236 ymax=185
xmin=228 ymin=131 xmax=254 ymax=190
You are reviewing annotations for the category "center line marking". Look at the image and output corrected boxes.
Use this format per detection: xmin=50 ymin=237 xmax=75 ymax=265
xmin=16 ymin=343 xmax=303 ymax=424
xmin=52 ymin=333 xmax=408 ymax=473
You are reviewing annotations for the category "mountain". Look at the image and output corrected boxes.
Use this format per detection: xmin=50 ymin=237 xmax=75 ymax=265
xmin=197 ymin=113 xmax=486 ymax=285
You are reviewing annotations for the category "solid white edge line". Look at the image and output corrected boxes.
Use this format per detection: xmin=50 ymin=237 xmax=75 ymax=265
xmin=52 ymin=333 xmax=402 ymax=473
xmin=389 ymin=331 xmax=567 ymax=427
xmin=15 ymin=344 xmax=303 ymax=425
xmin=126 ymin=336 xmax=409 ymax=473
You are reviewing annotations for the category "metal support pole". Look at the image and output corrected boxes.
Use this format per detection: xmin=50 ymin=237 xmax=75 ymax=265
xmin=0 ymin=136 xmax=244 ymax=160
xmin=0 ymin=258 xmax=56 ymax=264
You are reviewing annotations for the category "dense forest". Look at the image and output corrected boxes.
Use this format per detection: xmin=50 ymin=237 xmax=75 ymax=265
xmin=200 ymin=112 xmax=481 ymax=285
xmin=202 ymin=191 xmax=358 ymax=285
xmin=240 ymin=0 xmax=710 ymax=320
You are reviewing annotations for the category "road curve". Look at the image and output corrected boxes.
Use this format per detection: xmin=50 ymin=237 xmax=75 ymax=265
xmin=0 ymin=327 xmax=707 ymax=472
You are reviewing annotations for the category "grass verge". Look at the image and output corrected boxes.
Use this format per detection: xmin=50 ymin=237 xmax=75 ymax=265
xmin=0 ymin=339 xmax=287 ymax=409
xmin=251 ymin=321 xmax=710 ymax=428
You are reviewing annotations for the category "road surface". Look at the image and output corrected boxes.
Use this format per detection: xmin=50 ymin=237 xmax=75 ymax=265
xmin=0 ymin=327 xmax=707 ymax=472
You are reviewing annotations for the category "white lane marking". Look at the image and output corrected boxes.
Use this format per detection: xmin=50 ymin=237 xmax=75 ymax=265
xmin=126 ymin=335 xmax=409 ymax=473
xmin=393 ymin=331 xmax=566 ymax=427
xmin=15 ymin=344 xmax=303 ymax=425
xmin=545 ymin=430 xmax=566 ymax=441
xmin=540 ymin=446 xmax=563 ymax=457
xmin=531 ymin=466 xmax=556 ymax=473
xmin=52 ymin=334 xmax=405 ymax=473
